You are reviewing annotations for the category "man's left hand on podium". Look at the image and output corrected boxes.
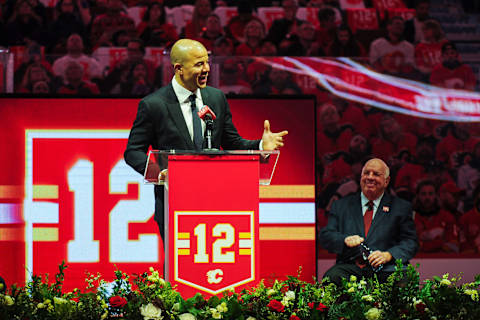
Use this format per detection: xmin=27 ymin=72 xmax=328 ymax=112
xmin=261 ymin=120 xmax=288 ymax=151
xmin=158 ymin=169 xmax=168 ymax=183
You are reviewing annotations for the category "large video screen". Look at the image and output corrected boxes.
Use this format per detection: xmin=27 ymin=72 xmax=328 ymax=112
xmin=0 ymin=96 xmax=315 ymax=291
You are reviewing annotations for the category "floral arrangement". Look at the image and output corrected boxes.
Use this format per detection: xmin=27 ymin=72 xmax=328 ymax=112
xmin=1 ymin=261 xmax=479 ymax=320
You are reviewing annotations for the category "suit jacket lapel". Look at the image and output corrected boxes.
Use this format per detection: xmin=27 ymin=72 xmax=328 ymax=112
xmin=165 ymin=84 xmax=195 ymax=149
xmin=352 ymin=193 xmax=365 ymax=237
xmin=366 ymin=193 xmax=392 ymax=239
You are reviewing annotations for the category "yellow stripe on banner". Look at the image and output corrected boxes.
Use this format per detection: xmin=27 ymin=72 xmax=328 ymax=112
xmin=239 ymin=232 xmax=251 ymax=239
xmin=33 ymin=227 xmax=59 ymax=241
xmin=259 ymin=185 xmax=315 ymax=199
xmin=178 ymin=232 xmax=190 ymax=239
xmin=0 ymin=185 xmax=23 ymax=199
xmin=0 ymin=228 xmax=24 ymax=241
xmin=33 ymin=185 xmax=59 ymax=199
xmin=178 ymin=249 xmax=190 ymax=255
xmin=259 ymin=227 xmax=315 ymax=240
xmin=239 ymin=248 xmax=251 ymax=255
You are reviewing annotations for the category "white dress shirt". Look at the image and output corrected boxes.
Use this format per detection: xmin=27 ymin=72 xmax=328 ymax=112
xmin=360 ymin=192 xmax=384 ymax=220
xmin=171 ymin=76 xmax=206 ymax=142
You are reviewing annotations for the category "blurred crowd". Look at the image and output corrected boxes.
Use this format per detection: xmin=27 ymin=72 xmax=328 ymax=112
xmin=0 ymin=0 xmax=477 ymax=95
xmin=1 ymin=0 xmax=480 ymax=255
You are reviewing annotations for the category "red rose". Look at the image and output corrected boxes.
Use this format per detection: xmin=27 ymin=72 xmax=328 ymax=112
xmin=290 ymin=315 xmax=301 ymax=320
xmin=316 ymin=302 xmax=328 ymax=312
xmin=267 ymin=299 xmax=285 ymax=312
xmin=109 ymin=295 xmax=127 ymax=308
xmin=415 ymin=302 xmax=427 ymax=314
xmin=308 ymin=302 xmax=315 ymax=309
xmin=70 ymin=297 xmax=80 ymax=303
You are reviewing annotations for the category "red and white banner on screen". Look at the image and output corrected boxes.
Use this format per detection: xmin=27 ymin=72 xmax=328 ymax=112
xmin=260 ymin=56 xmax=480 ymax=122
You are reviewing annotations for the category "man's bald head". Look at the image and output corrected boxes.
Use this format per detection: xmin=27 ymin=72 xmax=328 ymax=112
xmin=171 ymin=39 xmax=210 ymax=92
xmin=170 ymin=39 xmax=207 ymax=66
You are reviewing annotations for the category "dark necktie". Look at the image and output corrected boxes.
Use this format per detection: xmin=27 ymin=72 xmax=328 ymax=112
xmin=189 ymin=94 xmax=203 ymax=150
xmin=364 ymin=200 xmax=374 ymax=236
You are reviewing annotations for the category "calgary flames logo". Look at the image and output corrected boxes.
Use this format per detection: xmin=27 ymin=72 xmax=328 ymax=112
xmin=207 ymin=269 xmax=223 ymax=284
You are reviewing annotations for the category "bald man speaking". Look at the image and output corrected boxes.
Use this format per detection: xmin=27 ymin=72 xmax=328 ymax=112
xmin=124 ymin=39 xmax=288 ymax=240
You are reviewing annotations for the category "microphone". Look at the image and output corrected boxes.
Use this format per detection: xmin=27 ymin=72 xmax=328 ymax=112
xmin=197 ymin=106 xmax=217 ymax=150
xmin=197 ymin=105 xmax=217 ymax=120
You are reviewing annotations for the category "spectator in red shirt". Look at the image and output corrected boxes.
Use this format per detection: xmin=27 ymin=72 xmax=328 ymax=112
xmin=225 ymin=0 xmax=263 ymax=45
xmin=315 ymin=6 xmax=337 ymax=53
xmin=459 ymin=186 xmax=480 ymax=253
xmin=101 ymin=38 xmax=156 ymax=93
xmin=235 ymin=19 xmax=265 ymax=56
xmin=57 ymin=61 xmax=100 ymax=94
xmin=316 ymin=102 xmax=354 ymax=162
xmin=90 ymin=0 xmax=135 ymax=49
xmin=370 ymin=114 xmax=417 ymax=164
xmin=395 ymin=136 xmax=448 ymax=201
xmin=4 ymin=0 xmax=46 ymax=46
xmin=110 ymin=60 xmax=153 ymax=95
xmin=246 ymin=39 xmax=277 ymax=88
xmin=435 ymin=122 xmax=479 ymax=169
xmin=265 ymin=0 xmax=306 ymax=53
xmin=403 ymin=0 xmax=430 ymax=44
xmin=212 ymin=36 xmax=234 ymax=56
xmin=181 ymin=0 xmax=212 ymax=40
xmin=413 ymin=180 xmax=459 ymax=253
xmin=414 ymin=19 xmax=447 ymax=80
xmin=326 ymin=24 xmax=366 ymax=58
xmin=280 ymin=20 xmax=323 ymax=56
xmin=430 ymin=42 xmax=477 ymax=91
xmin=198 ymin=14 xmax=225 ymax=52
xmin=253 ymin=67 xmax=302 ymax=95
xmin=218 ymin=58 xmax=252 ymax=94
xmin=322 ymin=133 xmax=371 ymax=188
xmin=137 ymin=1 xmax=178 ymax=47
xmin=18 ymin=63 xmax=54 ymax=93
xmin=48 ymin=0 xmax=91 ymax=53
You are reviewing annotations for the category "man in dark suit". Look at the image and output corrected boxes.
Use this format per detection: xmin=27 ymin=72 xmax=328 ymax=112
xmin=124 ymin=39 xmax=288 ymax=240
xmin=319 ymin=158 xmax=418 ymax=284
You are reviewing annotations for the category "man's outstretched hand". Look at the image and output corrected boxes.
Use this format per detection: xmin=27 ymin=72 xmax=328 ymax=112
xmin=262 ymin=120 xmax=288 ymax=151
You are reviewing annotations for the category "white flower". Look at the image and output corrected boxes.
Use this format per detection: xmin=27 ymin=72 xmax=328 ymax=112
xmin=140 ymin=303 xmax=163 ymax=320
xmin=216 ymin=302 xmax=228 ymax=313
xmin=365 ymin=307 xmax=381 ymax=320
xmin=172 ymin=302 xmax=181 ymax=312
xmin=178 ymin=313 xmax=196 ymax=320
xmin=210 ymin=308 xmax=222 ymax=319
xmin=37 ymin=302 xmax=45 ymax=309
xmin=360 ymin=280 xmax=367 ymax=286
xmin=2 ymin=295 xmax=14 ymax=306
xmin=347 ymin=287 xmax=355 ymax=293
xmin=362 ymin=295 xmax=374 ymax=302
xmin=267 ymin=289 xmax=276 ymax=296
xmin=246 ymin=317 xmax=256 ymax=320
xmin=440 ymin=279 xmax=451 ymax=286
xmin=285 ymin=290 xmax=295 ymax=301
xmin=464 ymin=289 xmax=479 ymax=301
xmin=350 ymin=275 xmax=357 ymax=282
xmin=54 ymin=297 xmax=68 ymax=305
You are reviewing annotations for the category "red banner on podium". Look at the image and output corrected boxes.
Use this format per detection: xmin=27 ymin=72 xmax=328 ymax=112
xmin=165 ymin=154 xmax=261 ymax=297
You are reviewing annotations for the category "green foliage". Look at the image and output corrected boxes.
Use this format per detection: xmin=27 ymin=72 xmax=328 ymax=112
xmin=1 ymin=260 xmax=480 ymax=319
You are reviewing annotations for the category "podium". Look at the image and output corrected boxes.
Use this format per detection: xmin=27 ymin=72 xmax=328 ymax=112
xmin=145 ymin=150 xmax=279 ymax=297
